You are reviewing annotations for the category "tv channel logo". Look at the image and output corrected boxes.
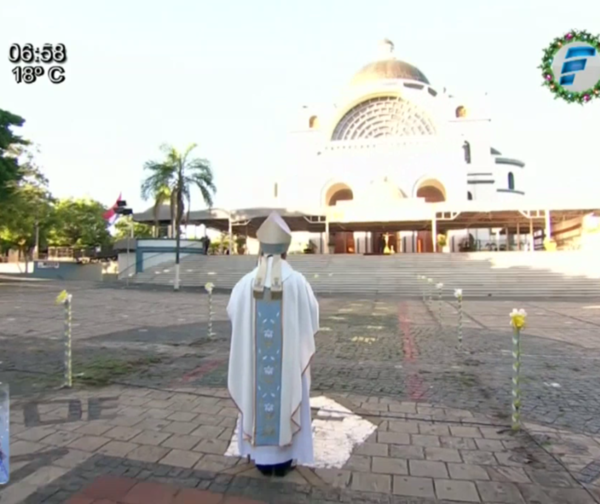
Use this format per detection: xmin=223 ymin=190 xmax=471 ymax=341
xmin=551 ymin=41 xmax=600 ymax=93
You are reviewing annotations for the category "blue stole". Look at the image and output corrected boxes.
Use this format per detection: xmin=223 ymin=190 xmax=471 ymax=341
xmin=253 ymin=287 xmax=283 ymax=446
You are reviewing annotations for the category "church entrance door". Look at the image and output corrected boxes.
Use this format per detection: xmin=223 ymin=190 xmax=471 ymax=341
xmin=333 ymin=232 xmax=355 ymax=254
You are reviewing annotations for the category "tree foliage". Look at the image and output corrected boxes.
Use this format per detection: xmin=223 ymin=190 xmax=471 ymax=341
xmin=46 ymin=198 xmax=112 ymax=248
xmin=140 ymin=143 xmax=216 ymax=237
xmin=0 ymin=109 xmax=29 ymax=202
xmin=113 ymin=216 xmax=154 ymax=241
xmin=0 ymin=149 xmax=54 ymax=253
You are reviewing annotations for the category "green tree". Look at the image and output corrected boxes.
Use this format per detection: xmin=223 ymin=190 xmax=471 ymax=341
xmin=140 ymin=143 xmax=216 ymax=290
xmin=113 ymin=216 xmax=154 ymax=241
xmin=47 ymin=198 xmax=112 ymax=248
xmin=0 ymin=109 xmax=29 ymax=202
xmin=0 ymin=151 xmax=54 ymax=258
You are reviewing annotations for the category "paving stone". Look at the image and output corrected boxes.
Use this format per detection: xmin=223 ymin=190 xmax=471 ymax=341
xmin=525 ymin=468 xmax=575 ymax=488
xmin=191 ymin=425 xmax=226 ymax=438
xmin=390 ymin=444 xmax=425 ymax=460
xmin=377 ymin=431 xmax=410 ymax=445
xmin=98 ymin=441 xmax=139 ymax=457
xmin=486 ymin=467 xmax=531 ymax=483
xmin=419 ymin=423 xmax=451 ymax=436
xmin=343 ymin=455 xmax=371 ymax=472
xmin=130 ymin=431 xmax=173 ymax=446
xmin=160 ymin=449 xmax=203 ymax=468
xmin=494 ymin=451 xmax=526 ymax=467
xmin=68 ymin=436 xmax=111 ymax=452
xmin=440 ymin=436 xmax=477 ymax=450
xmin=372 ymin=456 xmax=409 ymax=475
xmin=53 ymin=449 xmax=94 ymax=469
xmin=450 ymin=427 xmax=482 ymax=438
xmin=392 ymin=476 xmax=435 ymax=498
xmin=194 ymin=454 xmax=239 ymax=472
xmin=167 ymin=412 xmax=198 ymax=422
xmin=477 ymin=481 xmax=526 ymax=503
xmin=425 ymin=447 xmax=462 ymax=463
xmin=387 ymin=421 xmax=419 ymax=434
xmin=20 ymin=465 xmax=69 ymax=486
xmin=479 ymin=427 xmax=513 ymax=440
xmin=354 ymin=442 xmax=389 ymax=457
xmin=15 ymin=425 xmax=58 ymax=442
xmin=313 ymin=468 xmax=351 ymax=488
xmin=74 ymin=422 xmax=113 ymax=437
xmin=350 ymin=472 xmax=391 ymax=493
xmin=474 ymin=438 xmax=506 ymax=452
xmin=104 ymin=426 xmax=143 ymax=441
xmin=434 ymin=479 xmax=480 ymax=502
xmin=518 ymin=484 xmax=597 ymax=504
xmin=162 ymin=421 xmax=199 ymax=435
xmin=411 ymin=435 xmax=441 ymax=447
xmin=160 ymin=434 xmax=202 ymax=451
xmin=409 ymin=460 xmax=449 ymax=478
xmin=448 ymin=463 xmax=490 ymax=481
xmin=39 ymin=431 xmax=81 ymax=447
xmin=193 ymin=439 xmax=230 ymax=455
xmin=460 ymin=450 xmax=498 ymax=466
xmin=126 ymin=444 xmax=171 ymax=463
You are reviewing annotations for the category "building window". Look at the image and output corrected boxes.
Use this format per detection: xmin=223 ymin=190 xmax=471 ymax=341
xmin=463 ymin=141 xmax=471 ymax=164
xmin=508 ymin=172 xmax=515 ymax=190
xmin=467 ymin=191 xmax=473 ymax=200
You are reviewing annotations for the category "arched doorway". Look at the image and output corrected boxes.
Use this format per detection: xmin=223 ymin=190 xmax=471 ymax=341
xmin=416 ymin=179 xmax=447 ymax=252
xmin=325 ymin=183 xmax=355 ymax=254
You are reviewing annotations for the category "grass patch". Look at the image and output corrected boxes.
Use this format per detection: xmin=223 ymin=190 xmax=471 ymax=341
xmin=74 ymin=356 xmax=162 ymax=387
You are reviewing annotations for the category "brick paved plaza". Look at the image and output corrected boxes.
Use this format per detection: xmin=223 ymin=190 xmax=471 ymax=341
xmin=2 ymin=280 xmax=600 ymax=503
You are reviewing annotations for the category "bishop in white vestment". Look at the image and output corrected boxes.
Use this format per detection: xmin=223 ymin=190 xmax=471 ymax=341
xmin=227 ymin=212 xmax=319 ymax=477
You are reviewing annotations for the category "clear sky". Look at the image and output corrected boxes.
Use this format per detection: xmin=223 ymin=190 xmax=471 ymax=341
xmin=1 ymin=0 xmax=599 ymax=213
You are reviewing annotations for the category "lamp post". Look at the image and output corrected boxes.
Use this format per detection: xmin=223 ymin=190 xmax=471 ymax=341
xmin=115 ymin=200 xmax=133 ymax=285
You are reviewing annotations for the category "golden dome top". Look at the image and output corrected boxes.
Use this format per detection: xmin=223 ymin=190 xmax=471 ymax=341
xmin=350 ymin=39 xmax=430 ymax=86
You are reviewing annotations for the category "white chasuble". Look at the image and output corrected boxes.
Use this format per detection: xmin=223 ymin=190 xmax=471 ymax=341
xmin=227 ymin=257 xmax=319 ymax=465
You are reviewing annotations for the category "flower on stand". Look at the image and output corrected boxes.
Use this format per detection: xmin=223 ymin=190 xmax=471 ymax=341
xmin=427 ymin=278 xmax=433 ymax=283
xmin=509 ymin=309 xmax=527 ymax=330
xmin=436 ymin=282 xmax=444 ymax=290
xmin=454 ymin=289 xmax=463 ymax=300
xmin=55 ymin=290 xmax=72 ymax=305
xmin=204 ymin=282 xmax=215 ymax=293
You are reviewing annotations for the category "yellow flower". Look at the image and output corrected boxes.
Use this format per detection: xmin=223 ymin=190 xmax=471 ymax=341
xmin=509 ymin=308 xmax=527 ymax=330
xmin=55 ymin=290 xmax=71 ymax=305
xmin=204 ymin=282 xmax=215 ymax=293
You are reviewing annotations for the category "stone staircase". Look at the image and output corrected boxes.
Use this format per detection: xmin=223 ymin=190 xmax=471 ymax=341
xmin=131 ymin=251 xmax=600 ymax=298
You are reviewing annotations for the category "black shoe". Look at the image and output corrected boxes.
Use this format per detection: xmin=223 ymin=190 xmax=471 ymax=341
xmin=256 ymin=465 xmax=274 ymax=476
xmin=273 ymin=460 xmax=294 ymax=477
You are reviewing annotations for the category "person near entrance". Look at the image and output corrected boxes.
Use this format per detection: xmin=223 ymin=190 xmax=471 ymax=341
xmin=227 ymin=211 xmax=319 ymax=477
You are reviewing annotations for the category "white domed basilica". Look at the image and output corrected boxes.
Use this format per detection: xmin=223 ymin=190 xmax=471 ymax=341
xmin=279 ymin=39 xmax=526 ymax=254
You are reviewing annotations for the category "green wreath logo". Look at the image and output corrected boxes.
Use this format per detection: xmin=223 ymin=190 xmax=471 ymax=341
xmin=540 ymin=29 xmax=600 ymax=104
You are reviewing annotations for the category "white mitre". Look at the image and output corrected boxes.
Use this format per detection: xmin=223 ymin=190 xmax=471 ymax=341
xmin=253 ymin=212 xmax=292 ymax=295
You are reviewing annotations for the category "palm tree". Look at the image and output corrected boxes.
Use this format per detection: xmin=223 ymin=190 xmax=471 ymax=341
xmin=141 ymin=143 xmax=216 ymax=290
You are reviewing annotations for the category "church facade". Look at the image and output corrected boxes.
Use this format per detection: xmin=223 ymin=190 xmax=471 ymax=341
xmin=278 ymin=39 xmax=526 ymax=254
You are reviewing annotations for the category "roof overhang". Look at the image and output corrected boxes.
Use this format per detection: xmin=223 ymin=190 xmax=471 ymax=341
xmin=133 ymin=201 xmax=600 ymax=235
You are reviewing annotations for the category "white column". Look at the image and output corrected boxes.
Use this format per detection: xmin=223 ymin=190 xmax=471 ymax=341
xmin=545 ymin=210 xmax=552 ymax=239
xmin=432 ymin=214 xmax=437 ymax=252
xmin=529 ymin=219 xmax=534 ymax=252
xmin=324 ymin=214 xmax=330 ymax=254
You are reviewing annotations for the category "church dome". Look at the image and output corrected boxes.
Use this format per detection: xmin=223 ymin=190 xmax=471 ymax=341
xmin=350 ymin=39 xmax=430 ymax=86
